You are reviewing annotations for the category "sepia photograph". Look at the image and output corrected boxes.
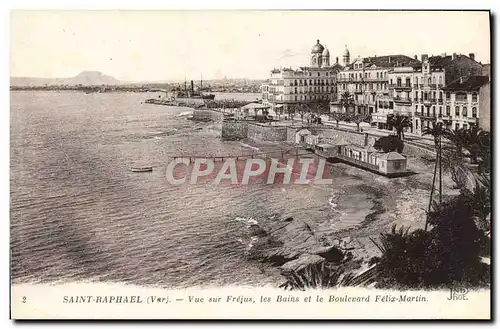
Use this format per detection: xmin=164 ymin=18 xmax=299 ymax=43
xmin=9 ymin=9 xmax=492 ymax=320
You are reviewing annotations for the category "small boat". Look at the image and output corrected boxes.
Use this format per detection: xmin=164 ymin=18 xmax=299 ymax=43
xmin=131 ymin=166 xmax=153 ymax=173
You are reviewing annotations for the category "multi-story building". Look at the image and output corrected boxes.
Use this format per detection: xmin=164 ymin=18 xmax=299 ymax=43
xmin=441 ymin=75 xmax=490 ymax=132
xmin=333 ymin=48 xmax=421 ymax=120
xmin=401 ymin=56 xmax=446 ymax=134
xmin=261 ymin=40 xmax=342 ymax=115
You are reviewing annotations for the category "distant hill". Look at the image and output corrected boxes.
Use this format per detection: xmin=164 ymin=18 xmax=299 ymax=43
xmin=10 ymin=71 xmax=122 ymax=87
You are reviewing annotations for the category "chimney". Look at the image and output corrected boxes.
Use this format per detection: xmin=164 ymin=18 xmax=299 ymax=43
xmin=336 ymin=57 xmax=339 ymax=64
xmin=191 ymin=80 xmax=194 ymax=92
xmin=421 ymin=54 xmax=428 ymax=61
xmin=469 ymin=53 xmax=475 ymax=61
xmin=414 ymin=55 xmax=418 ymax=60
xmin=388 ymin=56 xmax=391 ymax=63
xmin=452 ymin=53 xmax=457 ymax=60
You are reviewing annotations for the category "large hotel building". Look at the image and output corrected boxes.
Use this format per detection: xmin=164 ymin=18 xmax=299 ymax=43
xmin=261 ymin=40 xmax=342 ymax=116
xmin=262 ymin=40 xmax=490 ymax=133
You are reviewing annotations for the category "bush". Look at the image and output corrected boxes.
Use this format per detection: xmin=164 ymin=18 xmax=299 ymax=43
xmin=372 ymin=194 xmax=490 ymax=289
xmin=373 ymin=135 xmax=404 ymax=153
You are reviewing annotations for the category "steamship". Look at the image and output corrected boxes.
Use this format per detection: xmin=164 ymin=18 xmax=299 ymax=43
xmin=175 ymin=76 xmax=215 ymax=100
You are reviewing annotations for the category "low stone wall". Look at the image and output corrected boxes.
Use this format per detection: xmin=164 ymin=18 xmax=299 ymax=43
xmin=192 ymin=109 xmax=224 ymax=122
xmin=247 ymin=123 xmax=288 ymax=141
xmin=222 ymin=121 xmax=248 ymax=140
xmin=402 ymin=143 xmax=436 ymax=159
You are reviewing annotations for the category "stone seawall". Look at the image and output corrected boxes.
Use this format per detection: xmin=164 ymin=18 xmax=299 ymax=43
xmin=222 ymin=121 xmax=248 ymax=140
xmin=192 ymin=109 xmax=224 ymax=122
xmin=402 ymin=142 xmax=436 ymax=159
xmin=247 ymin=123 xmax=288 ymax=141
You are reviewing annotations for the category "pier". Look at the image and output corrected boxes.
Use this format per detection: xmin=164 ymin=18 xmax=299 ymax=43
xmin=172 ymin=147 xmax=314 ymax=163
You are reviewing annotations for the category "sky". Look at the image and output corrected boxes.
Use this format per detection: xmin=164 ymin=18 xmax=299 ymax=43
xmin=10 ymin=10 xmax=491 ymax=82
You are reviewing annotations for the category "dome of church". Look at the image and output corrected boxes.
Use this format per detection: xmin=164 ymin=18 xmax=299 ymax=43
xmin=322 ymin=48 xmax=330 ymax=56
xmin=343 ymin=45 xmax=350 ymax=57
xmin=311 ymin=40 xmax=324 ymax=53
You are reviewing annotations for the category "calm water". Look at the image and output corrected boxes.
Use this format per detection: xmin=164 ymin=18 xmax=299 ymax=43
xmin=10 ymin=91 xmax=371 ymax=288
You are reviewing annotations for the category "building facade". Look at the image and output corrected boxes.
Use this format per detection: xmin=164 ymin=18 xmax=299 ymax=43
xmin=441 ymin=75 xmax=490 ymax=132
xmin=261 ymin=40 xmax=342 ymax=115
xmin=333 ymin=49 xmax=421 ymax=121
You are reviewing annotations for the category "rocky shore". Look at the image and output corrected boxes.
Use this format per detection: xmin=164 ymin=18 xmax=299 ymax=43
xmin=243 ymin=154 xmax=458 ymax=285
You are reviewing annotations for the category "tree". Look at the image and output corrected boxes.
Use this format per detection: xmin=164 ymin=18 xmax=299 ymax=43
xmin=461 ymin=126 xmax=490 ymax=166
xmin=352 ymin=114 xmax=369 ymax=132
xmin=287 ymin=105 xmax=296 ymax=125
xmin=373 ymin=135 xmax=404 ymax=153
xmin=295 ymin=103 xmax=310 ymax=125
xmin=444 ymin=127 xmax=466 ymax=156
xmin=331 ymin=112 xmax=344 ymax=128
xmin=339 ymin=92 xmax=355 ymax=115
xmin=387 ymin=114 xmax=412 ymax=140
xmin=422 ymin=122 xmax=446 ymax=231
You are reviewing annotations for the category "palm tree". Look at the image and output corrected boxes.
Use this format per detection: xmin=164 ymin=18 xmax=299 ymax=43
xmin=339 ymin=91 xmax=355 ymax=115
xmin=461 ymin=126 xmax=490 ymax=165
xmin=422 ymin=122 xmax=445 ymax=231
xmin=387 ymin=114 xmax=412 ymax=140
xmin=444 ymin=127 xmax=466 ymax=156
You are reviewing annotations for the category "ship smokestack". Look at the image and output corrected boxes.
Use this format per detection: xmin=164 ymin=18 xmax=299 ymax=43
xmin=191 ymin=80 xmax=194 ymax=92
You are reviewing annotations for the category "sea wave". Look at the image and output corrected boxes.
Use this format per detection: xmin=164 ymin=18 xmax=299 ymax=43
xmin=239 ymin=143 xmax=259 ymax=151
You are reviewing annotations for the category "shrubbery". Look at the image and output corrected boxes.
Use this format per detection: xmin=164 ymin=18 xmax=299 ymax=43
xmin=372 ymin=193 xmax=490 ymax=289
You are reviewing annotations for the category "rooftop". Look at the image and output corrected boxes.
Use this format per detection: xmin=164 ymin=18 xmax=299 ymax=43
xmin=442 ymin=75 xmax=490 ymax=91
xmin=377 ymin=152 xmax=407 ymax=160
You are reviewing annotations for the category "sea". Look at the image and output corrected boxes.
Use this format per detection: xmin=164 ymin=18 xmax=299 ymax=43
xmin=10 ymin=91 xmax=373 ymax=288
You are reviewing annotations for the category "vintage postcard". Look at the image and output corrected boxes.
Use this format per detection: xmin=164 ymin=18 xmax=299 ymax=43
xmin=10 ymin=10 xmax=491 ymax=320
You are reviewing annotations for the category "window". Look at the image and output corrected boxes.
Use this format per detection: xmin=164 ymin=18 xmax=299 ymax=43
xmin=424 ymin=92 xmax=428 ymax=100
xmin=462 ymin=107 xmax=467 ymax=116
xmin=455 ymin=123 xmax=460 ymax=130
xmin=406 ymin=78 xmax=411 ymax=87
xmin=439 ymin=76 xmax=442 ymax=85
xmin=433 ymin=91 xmax=436 ymax=99
xmin=389 ymin=101 xmax=394 ymax=109
xmin=394 ymin=161 xmax=401 ymax=170
xmin=463 ymin=124 xmax=468 ymax=130
xmin=421 ymin=105 xmax=425 ymax=115
xmin=414 ymin=91 xmax=418 ymax=100
xmin=455 ymin=106 xmax=460 ymax=116
xmin=439 ymin=92 xmax=443 ymax=100
xmin=472 ymin=107 xmax=477 ymax=118
xmin=439 ymin=106 xmax=442 ymax=116
xmin=397 ymin=78 xmax=402 ymax=86
xmin=432 ymin=77 xmax=436 ymax=84
xmin=472 ymin=93 xmax=478 ymax=102
xmin=432 ymin=106 xmax=436 ymax=116
xmin=446 ymin=106 xmax=450 ymax=115
xmin=456 ymin=92 xmax=467 ymax=102
xmin=415 ymin=77 xmax=419 ymax=85
xmin=446 ymin=92 xmax=451 ymax=100
xmin=415 ymin=119 xmax=419 ymax=129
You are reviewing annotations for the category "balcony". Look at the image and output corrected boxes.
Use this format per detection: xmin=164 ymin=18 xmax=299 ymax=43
xmin=394 ymin=84 xmax=412 ymax=91
xmin=467 ymin=117 xmax=479 ymax=124
xmin=415 ymin=112 xmax=437 ymax=120
xmin=430 ymin=84 xmax=437 ymax=89
xmin=393 ymin=97 xmax=412 ymax=105
xmin=437 ymin=99 xmax=444 ymax=104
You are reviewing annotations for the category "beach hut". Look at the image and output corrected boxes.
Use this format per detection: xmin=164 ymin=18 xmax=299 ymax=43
xmin=241 ymin=103 xmax=271 ymax=119
xmin=376 ymin=152 xmax=407 ymax=175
